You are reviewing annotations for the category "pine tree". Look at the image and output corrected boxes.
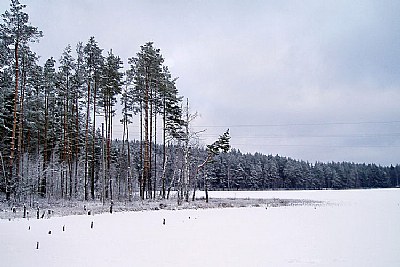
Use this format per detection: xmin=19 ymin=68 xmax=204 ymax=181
xmin=70 ymin=41 xmax=86 ymax=198
xmin=128 ymin=42 xmax=164 ymax=199
xmin=99 ymin=49 xmax=123 ymax=201
xmin=83 ymin=36 xmax=103 ymax=200
xmin=38 ymin=57 xmax=56 ymax=198
xmin=22 ymin=60 xmax=42 ymax=199
xmin=120 ymin=82 xmax=133 ymax=201
xmin=15 ymin=45 xmax=40 ymax=198
xmin=159 ymin=66 xmax=183 ymax=198
xmin=58 ymin=45 xmax=75 ymax=199
xmin=1 ymin=0 xmax=42 ymax=200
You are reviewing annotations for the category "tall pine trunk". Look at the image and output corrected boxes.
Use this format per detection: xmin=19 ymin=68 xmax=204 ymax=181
xmin=162 ymin=98 xmax=166 ymax=199
xmin=149 ymin=83 xmax=153 ymax=199
xmin=123 ymin=90 xmax=132 ymax=201
xmin=84 ymin=81 xmax=91 ymax=200
xmin=107 ymin=96 xmax=113 ymax=200
xmin=127 ymin=125 xmax=132 ymax=201
xmin=139 ymin=100 xmax=144 ymax=199
xmin=74 ymin=96 xmax=80 ymax=198
xmin=40 ymin=88 xmax=49 ymax=198
xmin=8 ymin=40 xmax=20 ymax=200
xmin=154 ymin=110 xmax=157 ymax=198
xmin=142 ymin=71 xmax=150 ymax=199
xmin=16 ymin=53 xmax=27 ymax=198
xmin=91 ymin=81 xmax=97 ymax=200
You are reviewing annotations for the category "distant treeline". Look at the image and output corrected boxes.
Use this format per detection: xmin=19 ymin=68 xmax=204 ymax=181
xmin=202 ymin=149 xmax=399 ymax=190
xmin=114 ymin=141 xmax=400 ymax=193
xmin=111 ymin=141 xmax=400 ymax=192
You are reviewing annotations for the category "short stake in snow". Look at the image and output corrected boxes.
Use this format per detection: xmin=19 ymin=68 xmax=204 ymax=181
xmin=163 ymin=218 xmax=166 ymax=225
xmin=91 ymin=221 xmax=94 ymax=229
xmin=36 ymin=242 xmax=39 ymax=249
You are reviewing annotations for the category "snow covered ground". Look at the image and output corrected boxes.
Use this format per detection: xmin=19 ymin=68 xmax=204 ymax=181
xmin=1 ymin=189 xmax=399 ymax=266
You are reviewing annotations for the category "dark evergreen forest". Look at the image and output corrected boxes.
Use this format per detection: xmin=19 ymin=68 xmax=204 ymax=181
xmin=0 ymin=0 xmax=398 ymax=205
xmin=126 ymin=141 xmax=400 ymax=192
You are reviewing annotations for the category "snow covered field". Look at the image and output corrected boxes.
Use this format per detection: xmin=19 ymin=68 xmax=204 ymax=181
xmin=1 ymin=189 xmax=399 ymax=266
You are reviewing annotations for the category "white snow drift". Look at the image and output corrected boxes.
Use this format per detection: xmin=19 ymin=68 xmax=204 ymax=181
xmin=1 ymin=188 xmax=399 ymax=267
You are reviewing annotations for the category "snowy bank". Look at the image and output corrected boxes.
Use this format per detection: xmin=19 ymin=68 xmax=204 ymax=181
xmin=1 ymin=189 xmax=399 ymax=267
xmin=0 ymin=196 xmax=321 ymax=220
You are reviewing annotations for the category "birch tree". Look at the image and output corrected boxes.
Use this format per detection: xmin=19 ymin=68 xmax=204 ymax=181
xmin=196 ymin=129 xmax=230 ymax=202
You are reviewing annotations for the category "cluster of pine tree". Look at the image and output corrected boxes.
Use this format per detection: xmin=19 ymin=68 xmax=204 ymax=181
xmin=0 ymin=1 xmax=398 ymax=205
xmin=0 ymin=0 xmax=231 ymax=203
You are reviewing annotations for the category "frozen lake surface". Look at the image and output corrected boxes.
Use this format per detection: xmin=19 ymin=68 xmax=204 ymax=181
xmin=1 ymin=189 xmax=399 ymax=266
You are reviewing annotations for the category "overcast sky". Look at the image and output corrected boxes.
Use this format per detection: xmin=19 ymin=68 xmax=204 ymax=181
xmin=2 ymin=0 xmax=400 ymax=165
